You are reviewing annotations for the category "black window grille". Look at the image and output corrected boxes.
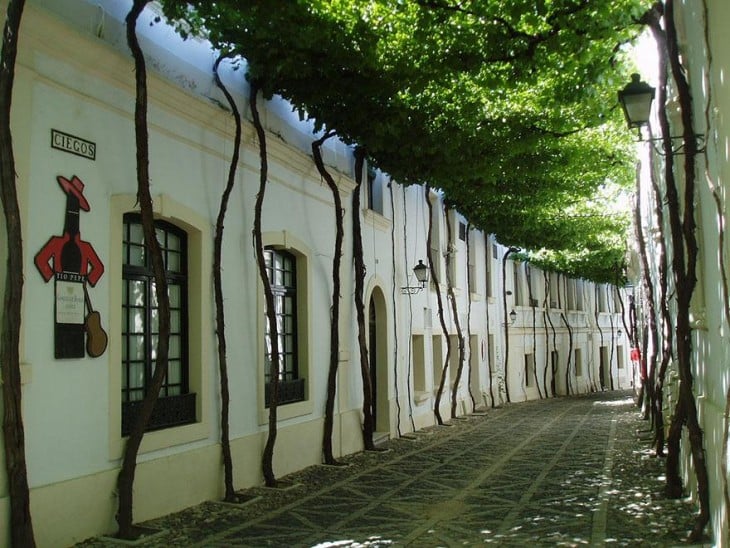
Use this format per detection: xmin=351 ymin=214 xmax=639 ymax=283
xmin=121 ymin=214 xmax=194 ymax=435
xmin=264 ymin=248 xmax=304 ymax=406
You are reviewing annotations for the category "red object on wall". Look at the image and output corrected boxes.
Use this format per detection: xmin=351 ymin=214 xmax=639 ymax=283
xmin=34 ymin=175 xmax=105 ymax=358
xmin=630 ymin=347 xmax=641 ymax=362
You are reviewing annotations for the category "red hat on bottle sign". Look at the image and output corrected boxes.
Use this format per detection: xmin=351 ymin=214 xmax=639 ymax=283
xmin=57 ymin=175 xmax=90 ymax=211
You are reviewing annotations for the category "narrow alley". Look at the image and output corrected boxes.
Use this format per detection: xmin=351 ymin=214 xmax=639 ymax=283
xmin=80 ymin=391 xmax=699 ymax=547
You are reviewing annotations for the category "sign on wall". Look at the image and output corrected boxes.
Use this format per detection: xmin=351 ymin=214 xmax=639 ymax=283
xmin=51 ymin=129 xmax=96 ymax=161
xmin=34 ymin=175 xmax=107 ymax=359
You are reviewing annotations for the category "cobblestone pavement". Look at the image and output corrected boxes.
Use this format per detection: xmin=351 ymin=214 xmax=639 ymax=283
xmin=82 ymin=390 xmax=705 ymax=547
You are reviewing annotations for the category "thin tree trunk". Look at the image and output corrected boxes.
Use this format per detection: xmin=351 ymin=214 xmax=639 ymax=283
xmin=633 ymin=169 xmax=658 ymax=427
xmin=445 ymin=205 xmax=466 ymax=419
xmin=584 ymin=282 xmax=596 ymax=392
xmin=648 ymin=3 xmax=710 ymax=538
xmin=465 ymin=224 xmax=476 ymax=412
xmin=595 ymin=285 xmax=605 ymax=391
xmin=545 ymin=272 xmax=558 ymax=397
xmin=312 ymin=131 xmax=344 ymax=464
xmin=425 ymin=186 xmax=450 ymax=425
xmin=486 ymin=250 xmax=495 ymax=407
xmin=250 ymin=83 xmax=280 ymax=486
xmin=649 ymin=128 xmax=671 ymax=456
xmin=0 ymin=1 xmax=35 ymax=546
xmin=542 ymin=276 xmax=550 ymax=397
xmin=118 ymin=1 xmax=172 ymax=536
xmin=559 ymin=275 xmax=573 ymax=396
xmin=501 ymin=248 xmax=518 ymax=402
xmin=389 ymin=180 xmax=404 ymax=435
xmin=401 ymin=185 xmax=416 ymax=430
xmin=352 ymin=148 xmax=376 ymax=449
xmin=526 ymin=265 xmax=542 ymax=398
xmin=606 ymin=292 xmax=615 ymax=390
xmin=212 ymin=54 xmax=242 ymax=501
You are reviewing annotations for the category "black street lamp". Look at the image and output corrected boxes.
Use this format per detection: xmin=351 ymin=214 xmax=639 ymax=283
xmin=401 ymin=260 xmax=429 ymax=294
xmin=618 ymin=73 xmax=704 ymax=154
xmin=618 ymin=73 xmax=655 ymax=133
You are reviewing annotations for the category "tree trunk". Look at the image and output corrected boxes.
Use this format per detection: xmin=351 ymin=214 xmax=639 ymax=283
xmin=212 ymin=54 xmax=242 ymax=501
xmin=595 ymin=285 xmax=605 ymax=391
xmin=312 ymin=131 xmax=344 ymax=464
xmin=117 ymin=1 xmax=172 ymax=537
xmin=388 ymin=180 xmax=404 ymax=435
xmin=486 ymin=251 xmax=495 ymax=407
xmin=559 ymin=275 xmax=573 ymax=396
xmin=608 ymin=293 xmax=615 ymax=391
xmin=633 ymin=170 xmax=658 ymax=428
xmin=0 ymin=1 xmax=36 ymax=546
xmin=424 ymin=186 xmax=450 ymax=425
xmin=352 ymin=148 xmax=376 ymax=449
xmin=465 ymin=224 xmax=476 ymax=412
xmin=649 ymin=129 xmax=671 ymax=456
xmin=583 ymin=282 xmax=596 ymax=392
xmin=250 ymin=83 xmax=281 ymax=486
xmin=648 ymin=3 xmax=710 ymax=539
xmin=401 ymin=185 xmax=417 ymax=430
xmin=501 ymin=248 xmax=518 ymax=402
xmin=445 ymin=204 xmax=465 ymax=420
xmin=544 ymin=272 xmax=558 ymax=397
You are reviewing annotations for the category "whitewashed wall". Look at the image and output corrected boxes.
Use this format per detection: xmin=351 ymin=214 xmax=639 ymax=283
xmin=0 ymin=1 xmax=632 ymax=545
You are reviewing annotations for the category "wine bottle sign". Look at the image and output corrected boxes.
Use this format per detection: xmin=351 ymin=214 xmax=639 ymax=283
xmin=56 ymin=277 xmax=85 ymax=324
xmin=35 ymin=175 xmax=106 ymax=359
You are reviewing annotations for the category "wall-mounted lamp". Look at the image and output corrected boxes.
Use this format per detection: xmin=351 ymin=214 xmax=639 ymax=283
xmin=509 ymin=309 xmax=517 ymax=325
xmin=617 ymin=329 xmax=623 ymax=338
xmin=618 ymin=73 xmax=704 ymax=154
xmin=401 ymin=260 xmax=429 ymax=294
xmin=618 ymin=73 xmax=655 ymax=133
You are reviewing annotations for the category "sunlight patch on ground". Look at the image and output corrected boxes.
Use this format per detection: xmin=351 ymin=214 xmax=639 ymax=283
xmin=593 ymin=397 xmax=634 ymax=407
xmin=312 ymin=537 xmax=393 ymax=547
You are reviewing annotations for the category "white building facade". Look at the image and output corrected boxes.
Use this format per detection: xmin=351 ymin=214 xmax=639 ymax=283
xmin=630 ymin=1 xmax=730 ymax=545
xmin=0 ymin=2 xmax=631 ymax=545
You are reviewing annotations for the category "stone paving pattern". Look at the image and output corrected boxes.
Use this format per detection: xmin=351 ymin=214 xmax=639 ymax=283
xmin=81 ymin=390 xmax=704 ymax=546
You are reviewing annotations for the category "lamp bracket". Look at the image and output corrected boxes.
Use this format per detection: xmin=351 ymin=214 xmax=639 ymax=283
xmin=638 ymin=132 xmax=706 ymax=156
xmin=401 ymin=286 xmax=424 ymax=295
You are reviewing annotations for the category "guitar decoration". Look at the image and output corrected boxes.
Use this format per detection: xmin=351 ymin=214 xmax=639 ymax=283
xmin=84 ymin=283 xmax=108 ymax=358
xmin=35 ymin=175 xmax=106 ymax=359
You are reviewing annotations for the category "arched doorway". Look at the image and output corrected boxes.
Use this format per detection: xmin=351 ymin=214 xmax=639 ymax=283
xmin=368 ymin=287 xmax=389 ymax=435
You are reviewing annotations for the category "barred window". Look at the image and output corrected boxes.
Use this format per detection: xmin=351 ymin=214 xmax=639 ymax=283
xmin=121 ymin=214 xmax=193 ymax=435
xmin=264 ymin=248 xmax=304 ymax=405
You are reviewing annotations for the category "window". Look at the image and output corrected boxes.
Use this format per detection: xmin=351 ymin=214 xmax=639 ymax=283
xmin=575 ymin=280 xmax=584 ymax=310
xmin=575 ymin=348 xmax=583 ymax=376
xmin=527 ymin=265 xmax=539 ymax=307
xmin=432 ymin=335 xmax=444 ymax=390
xmin=467 ymin=232 xmax=478 ymax=294
xmin=566 ymin=278 xmax=576 ymax=310
xmin=412 ymin=335 xmax=426 ymax=393
xmin=121 ymin=214 xmax=194 ymax=435
xmin=549 ymin=273 xmax=559 ymax=308
xmin=598 ymin=285 xmax=608 ymax=312
xmin=513 ymin=262 xmax=524 ymax=306
xmin=429 ymin=195 xmax=444 ymax=283
xmin=458 ymin=221 xmax=467 ymax=242
xmin=449 ymin=335 xmax=460 ymax=384
xmin=525 ymin=353 xmax=535 ymax=387
xmin=366 ymin=164 xmax=383 ymax=214
xmin=486 ymin=238 xmax=494 ymax=298
xmin=617 ymin=346 xmax=625 ymax=369
xmin=264 ymin=248 xmax=304 ymax=406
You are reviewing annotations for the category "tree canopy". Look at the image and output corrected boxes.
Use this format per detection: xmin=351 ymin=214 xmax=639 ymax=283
xmin=160 ymin=0 xmax=649 ymax=283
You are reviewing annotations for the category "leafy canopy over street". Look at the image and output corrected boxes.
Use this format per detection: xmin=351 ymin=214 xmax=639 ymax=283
xmin=160 ymin=0 xmax=650 ymax=282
